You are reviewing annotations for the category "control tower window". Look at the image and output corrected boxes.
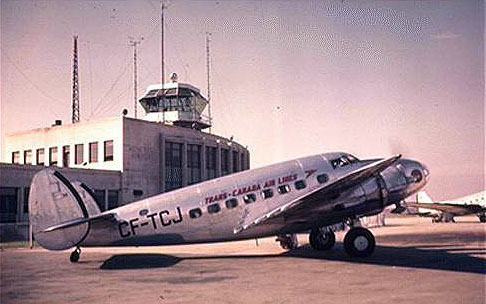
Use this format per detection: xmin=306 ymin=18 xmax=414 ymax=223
xmin=104 ymin=140 xmax=113 ymax=161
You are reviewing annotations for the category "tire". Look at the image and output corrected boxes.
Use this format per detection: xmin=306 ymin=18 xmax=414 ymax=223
xmin=309 ymin=229 xmax=335 ymax=250
xmin=479 ymin=215 xmax=486 ymax=223
xmin=343 ymin=227 xmax=375 ymax=258
xmin=70 ymin=248 xmax=80 ymax=263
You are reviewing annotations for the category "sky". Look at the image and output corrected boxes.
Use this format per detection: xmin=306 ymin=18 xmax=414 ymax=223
xmin=1 ymin=0 xmax=484 ymax=200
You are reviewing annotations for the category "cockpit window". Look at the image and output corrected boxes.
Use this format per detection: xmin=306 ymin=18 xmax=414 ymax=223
xmin=330 ymin=154 xmax=359 ymax=169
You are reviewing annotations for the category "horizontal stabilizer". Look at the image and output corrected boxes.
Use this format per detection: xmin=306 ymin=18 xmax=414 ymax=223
xmin=43 ymin=213 xmax=117 ymax=233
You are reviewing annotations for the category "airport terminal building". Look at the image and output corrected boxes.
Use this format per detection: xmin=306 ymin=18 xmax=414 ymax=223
xmin=1 ymin=80 xmax=250 ymax=240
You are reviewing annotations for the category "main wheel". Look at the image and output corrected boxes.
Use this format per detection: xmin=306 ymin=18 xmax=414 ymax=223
xmin=479 ymin=215 xmax=486 ymax=223
xmin=343 ymin=227 xmax=375 ymax=257
xmin=70 ymin=247 xmax=81 ymax=263
xmin=309 ymin=229 xmax=335 ymax=250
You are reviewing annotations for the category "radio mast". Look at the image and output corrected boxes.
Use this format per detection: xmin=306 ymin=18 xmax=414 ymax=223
xmin=72 ymin=35 xmax=80 ymax=123
xmin=129 ymin=37 xmax=143 ymax=119
xmin=206 ymin=32 xmax=212 ymax=133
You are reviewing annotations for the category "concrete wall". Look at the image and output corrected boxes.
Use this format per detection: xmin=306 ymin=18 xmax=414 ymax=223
xmin=2 ymin=117 xmax=124 ymax=172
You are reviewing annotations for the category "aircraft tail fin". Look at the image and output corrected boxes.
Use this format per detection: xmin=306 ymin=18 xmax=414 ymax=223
xmin=29 ymin=169 xmax=99 ymax=250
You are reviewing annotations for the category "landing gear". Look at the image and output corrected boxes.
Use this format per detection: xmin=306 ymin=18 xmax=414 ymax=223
xmin=309 ymin=228 xmax=335 ymax=250
xmin=70 ymin=247 xmax=81 ymax=263
xmin=343 ymin=227 xmax=375 ymax=258
xmin=479 ymin=214 xmax=486 ymax=223
xmin=276 ymin=234 xmax=299 ymax=250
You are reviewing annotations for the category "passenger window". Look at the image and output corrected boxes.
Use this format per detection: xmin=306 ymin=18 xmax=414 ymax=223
xmin=262 ymin=188 xmax=274 ymax=199
xmin=189 ymin=208 xmax=202 ymax=218
xmin=277 ymin=184 xmax=291 ymax=194
xmin=243 ymin=193 xmax=257 ymax=204
xmin=207 ymin=204 xmax=221 ymax=214
xmin=225 ymin=198 xmax=238 ymax=209
xmin=317 ymin=174 xmax=329 ymax=184
xmin=294 ymin=180 xmax=306 ymax=190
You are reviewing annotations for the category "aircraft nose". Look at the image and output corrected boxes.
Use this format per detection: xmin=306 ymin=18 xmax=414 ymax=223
xmin=401 ymin=159 xmax=429 ymax=187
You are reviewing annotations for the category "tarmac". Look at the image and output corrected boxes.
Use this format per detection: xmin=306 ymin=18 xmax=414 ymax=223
xmin=1 ymin=216 xmax=485 ymax=304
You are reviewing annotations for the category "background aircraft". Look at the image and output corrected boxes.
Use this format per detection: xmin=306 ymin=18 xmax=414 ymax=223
xmin=29 ymin=152 xmax=428 ymax=263
xmin=405 ymin=191 xmax=486 ymax=223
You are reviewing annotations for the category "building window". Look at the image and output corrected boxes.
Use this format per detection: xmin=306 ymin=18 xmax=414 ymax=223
xmin=277 ymin=184 xmax=291 ymax=194
xmin=294 ymin=180 xmax=306 ymax=190
xmin=232 ymin=151 xmax=239 ymax=173
xmin=107 ymin=190 xmax=119 ymax=209
xmin=36 ymin=148 xmax=45 ymax=165
xmin=243 ymin=193 xmax=257 ymax=204
xmin=63 ymin=145 xmax=70 ymax=167
xmin=133 ymin=189 xmax=143 ymax=197
xmin=317 ymin=174 xmax=329 ymax=184
xmin=0 ymin=187 xmax=18 ymax=223
xmin=189 ymin=208 xmax=202 ymax=219
xmin=187 ymin=144 xmax=201 ymax=185
xmin=24 ymin=150 xmax=32 ymax=165
xmin=23 ymin=187 xmax=30 ymax=213
xmin=240 ymin=153 xmax=246 ymax=171
xmin=89 ymin=142 xmax=98 ymax=163
xmin=104 ymin=140 xmax=114 ymax=161
xmin=93 ymin=189 xmax=106 ymax=211
xmin=12 ymin=151 xmax=20 ymax=164
xmin=49 ymin=147 xmax=58 ymax=166
xmin=225 ymin=198 xmax=238 ymax=209
xmin=207 ymin=203 xmax=221 ymax=214
xmin=75 ymin=144 xmax=84 ymax=165
xmin=206 ymin=146 xmax=217 ymax=179
xmin=262 ymin=188 xmax=274 ymax=199
xmin=221 ymin=149 xmax=229 ymax=176
xmin=165 ymin=142 xmax=183 ymax=191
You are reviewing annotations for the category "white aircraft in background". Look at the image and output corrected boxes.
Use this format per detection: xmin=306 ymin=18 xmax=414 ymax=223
xmin=29 ymin=152 xmax=428 ymax=263
xmin=405 ymin=191 xmax=486 ymax=223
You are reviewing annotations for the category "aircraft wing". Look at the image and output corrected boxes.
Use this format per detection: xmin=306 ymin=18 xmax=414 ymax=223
xmin=404 ymin=202 xmax=484 ymax=216
xmin=42 ymin=213 xmax=118 ymax=233
xmin=234 ymin=154 xmax=401 ymax=233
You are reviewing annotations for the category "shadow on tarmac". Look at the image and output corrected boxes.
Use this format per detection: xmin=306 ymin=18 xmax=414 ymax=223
xmin=100 ymin=243 xmax=485 ymax=274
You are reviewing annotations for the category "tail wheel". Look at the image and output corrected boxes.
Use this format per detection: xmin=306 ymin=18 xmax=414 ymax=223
xmin=309 ymin=229 xmax=335 ymax=250
xmin=343 ymin=227 xmax=375 ymax=257
xmin=70 ymin=247 xmax=81 ymax=263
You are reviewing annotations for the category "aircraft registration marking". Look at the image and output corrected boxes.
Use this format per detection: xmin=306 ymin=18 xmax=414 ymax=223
xmin=118 ymin=206 xmax=183 ymax=238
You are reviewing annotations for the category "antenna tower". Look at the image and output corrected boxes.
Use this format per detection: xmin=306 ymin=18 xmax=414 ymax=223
xmin=72 ymin=35 xmax=80 ymax=123
xmin=161 ymin=2 xmax=167 ymax=86
xmin=206 ymin=32 xmax=212 ymax=133
xmin=129 ymin=37 xmax=143 ymax=119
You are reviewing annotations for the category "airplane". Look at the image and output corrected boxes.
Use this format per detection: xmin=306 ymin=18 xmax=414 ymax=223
xmin=28 ymin=152 xmax=428 ymax=263
xmin=405 ymin=191 xmax=486 ymax=223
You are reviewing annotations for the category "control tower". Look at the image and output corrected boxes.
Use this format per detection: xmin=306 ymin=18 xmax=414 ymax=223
xmin=139 ymin=73 xmax=211 ymax=130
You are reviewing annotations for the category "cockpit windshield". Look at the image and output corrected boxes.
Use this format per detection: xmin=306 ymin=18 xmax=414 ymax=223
xmin=331 ymin=154 xmax=359 ymax=169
